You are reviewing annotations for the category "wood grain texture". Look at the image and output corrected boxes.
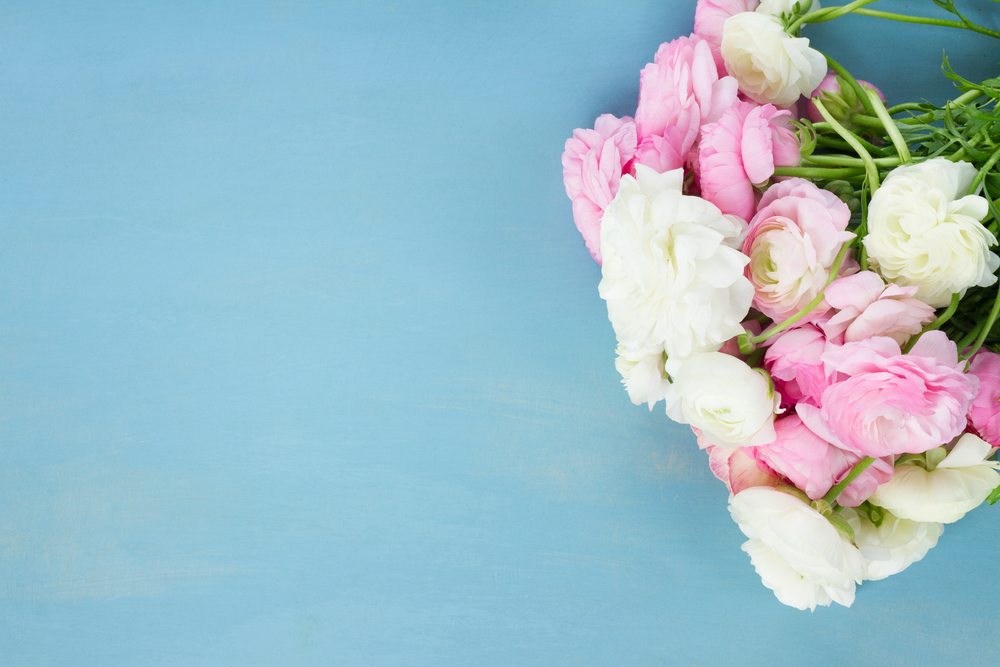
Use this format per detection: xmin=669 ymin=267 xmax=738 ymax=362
xmin=1 ymin=0 xmax=999 ymax=664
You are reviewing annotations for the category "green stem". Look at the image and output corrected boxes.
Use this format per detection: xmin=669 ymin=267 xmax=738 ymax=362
xmin=823 ymin=457 xmax=876 ymax=505
xmin=789 ymin=0 xmax=880 ymax=31
xmin=849 ymin=8 xmax=1000 ymax=40
xmin=968 ymin=145 xmax=1000 ymax=196
xmin=957 ymin=321 xmax=985 ymax=352
xmin=866 ymin=89 xmax=911 ymax=163
xmin=886 ymin=102 xmax=929 ymax=115
xmin=772 ymin=166 xmax=866 ymax=179
xmin=750 ymin=241 xmax=854 ymax=345
xmin=813 ymin=98 xmax=881 ymax=190
xmin=821 ymin=52 xmax=877 ymax=117
xmin=803 ymin=154 xmax=901 ymax=168
xmin=964 ymin=280 xmax=1000 ymax=360
xmin=902 ymin=293 xmax=960 ymax=353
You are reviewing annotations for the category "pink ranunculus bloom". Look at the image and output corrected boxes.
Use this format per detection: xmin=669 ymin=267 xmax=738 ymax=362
xmin=763 ymin=323 xmax=838 ymax=408
xmin=698 ymin=101 xmax=800 ymax=222
xmin=967 ymin=350 xmax=1000 ymax=447
xmin=561 ymin=114 xmax=638 ymax=264
xmin=634 ymin=121 xmax=698 ymax=174
xmin=635 ymin=35 xmax=739 ymax=144
xmin=753 ymin=414 xmax=893 ymax=506
xmin=806 ymin=70 xmax=887 ymax=125
xmin=822 ymin=270 xmax=937 ymax=346
xmin=696 ymin=426 xmax=783 ymax=494
xmin=693 ymin=0 xmax=760 ymax=76
xmin=797 ymin=331 xmax=980 ymax=457
xmin=742 ymin=178 xmax=855 ymax=323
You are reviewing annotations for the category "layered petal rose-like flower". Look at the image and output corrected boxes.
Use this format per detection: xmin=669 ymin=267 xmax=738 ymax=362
xmin=634 ymin=35 xmax=739 ymax=174
xmin=869 ymin=433 xmax=1000 ymax=524
xmin=821 ymin=270 xmax=936 ymax=346
xmin=694 ymin=0 xmax=760 ymax=75
xmin=968 ymin=350 xmax=1000 ymax=447
xmin=695 ymin=428 xmax=785 ymax=494
xmin=764 ymin=324 xmax=837 ymax=408
xmin=754 ymin=414 xmax=892 ymax=506
xmin=841 ymin=508 xmax=943 ymax=581
xmin=730 ymin=487 xmax=865 ymax=611
xmin=864 ymin=158 xmax=999 ymax=307
xmin=720 ymin=11 xmax=827 ymax=106
xmin=598 ymin=165 xmax=754 ymax=360
xmin=562 ymin=114 xmax=638 ymax=264
xmin=664 ymin=352 xmax=781 ymax=448
xmin=743 ymin=178 xmax=855 ymax=323
xmin=698 ymin=101 xmax=800 ymax=222
xmin=797 ymin=332 xmax=979 ymax=457
xmin=614 ymin=345 xmax=671 ymax=410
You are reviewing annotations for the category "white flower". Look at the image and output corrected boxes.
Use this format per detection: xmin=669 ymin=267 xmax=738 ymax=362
xmin=664 ymin=352 xmax=780 ymax=448
xmin=864 ymin=158 xmax=998 ymax=308
xmin=869 ymin=433 xmax=1000 ymax=523
xmin=730 ymin=487 xmax=865 ymax=611
xmin=841 ymin=507 xmax=943 ymax=581
xmin=614 ymin=344 xmax=671 ymax=410
xmin=720 ymin=12 xmax=826 ymax=107
xmin=757 ymin=0 xmax=821 ymax=19
xmin=598 ymin=165 xmax=753 ymax=361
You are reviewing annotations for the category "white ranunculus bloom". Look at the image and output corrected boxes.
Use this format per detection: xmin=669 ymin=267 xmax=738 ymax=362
xmin=757 ymin=0 xmax=821 ymax=19
xmin=841 ymin=508 xmax=943 ymax=581
xmin=614 ymin=344 xmax=671 ymax=410
xmin=599 ymin=165 xmax=753 ymax=361
xmin=664 ymin=352 xmax=780 ymax=448
xmin=869 ymin=433 xmax=1000 ymax=524
xmin=863 ymin=158 xmax=998 ymax=308
xmin=720 ymin=12 xmax=827 ymax=106
xmin=730 ymin=487 xmax=865 ymax=611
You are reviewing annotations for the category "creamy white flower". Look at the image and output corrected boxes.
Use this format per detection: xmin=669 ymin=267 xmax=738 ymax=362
xmin=720 ymin=12 xmax=827 ymax=106
xmin=757 ymin=0 xmax=821 ymax=19
xmin=614 ymin=344 xmax=671 ymax=410
xmin=599 ymin=165 xmax=753 ymax=361
xmin=864 ymin=158 xmax=998 ymax=308
xmin=841 ymin=507 xmax=942 ymax=581
xmin=730 ymin=487 xmax=865 ymax=611
xmin=664 ymin=352 xmax=780 ymax=448
xmin=870 ymin=433 xmax=1000 ymax=523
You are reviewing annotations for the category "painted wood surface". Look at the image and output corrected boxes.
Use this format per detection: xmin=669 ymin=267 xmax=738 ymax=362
xmin=2 ymin=1 xmax=1000 ymax=664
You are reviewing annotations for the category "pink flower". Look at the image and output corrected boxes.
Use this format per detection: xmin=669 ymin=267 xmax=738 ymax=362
xmin=806 ymin=71 xmax=887 ymax=125
xmin=743 ymin=178 xmax=855 ymax=323
xmin=695 ymin=426 xmax=783 ymax=493
xmin=764 ymin=323 xmax=837 ymax=408
xmin=634 ymin=35 xmax=739 ymax=174
xmin=698 ymin=101 xmax=800 ymax=222
xmin=754 ymin=415 xmax=893 ymax=506
xmin=797 ymin=332 xmax=979 ymax=457
xmin=967 ymin=350 xmax=1000 ymax=446
xmin=561 ymin=114 xmax=638 ymax=264
xmin=822 ymin=271 xmax=936 ymax=346
xmin=693 ymin=0 xmax=760 ymax=76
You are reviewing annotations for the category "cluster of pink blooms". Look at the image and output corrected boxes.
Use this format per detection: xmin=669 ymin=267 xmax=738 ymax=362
xmin=562 ymin=0 xmax=1000 ymax=611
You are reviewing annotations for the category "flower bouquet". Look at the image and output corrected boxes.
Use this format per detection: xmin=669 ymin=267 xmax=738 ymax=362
xmin=562 ymin=0 xmax=1000 ymax=610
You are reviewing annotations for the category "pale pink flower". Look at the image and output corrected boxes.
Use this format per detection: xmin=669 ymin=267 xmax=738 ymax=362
xmin=698 ymin=101 xmax=800 ymax=222
xmin=634 ymin=36 xmax=739 ymax=176
xmin=753 ymin=414 xmax=893 ymax=506
xmin=822 ymin=271 xmax=936 ymax=346
xmin=743 ymin=178 xmax=855 ymax=323
xmin=693 ymin=0 xmax=760 ymax=76
xmin=561 ymin=114 xmax=638 ymax=264
xmin=806 ymin=71 xmax=887 ymax=125
xmin=763 ymin=323 xmax=837 ymax=408
xmin=967 ymin=350 xmax=1000 ymax=447
xmin=696 ymin=428 xmax=783 ymax=494
xmin=798 ymin=332 xmax=979 ymax=457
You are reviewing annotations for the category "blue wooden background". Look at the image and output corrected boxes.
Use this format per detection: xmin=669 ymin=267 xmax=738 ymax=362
xmin=2 ymin=1 xmax=1000 ymax=664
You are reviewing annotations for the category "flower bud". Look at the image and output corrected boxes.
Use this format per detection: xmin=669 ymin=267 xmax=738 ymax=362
xmin=806 ymin=72 xmax=886 ymax=132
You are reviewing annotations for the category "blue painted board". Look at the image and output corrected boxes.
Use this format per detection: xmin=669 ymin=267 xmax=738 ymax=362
xmin=2 ymin=1 xmax=1000 ymax=665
